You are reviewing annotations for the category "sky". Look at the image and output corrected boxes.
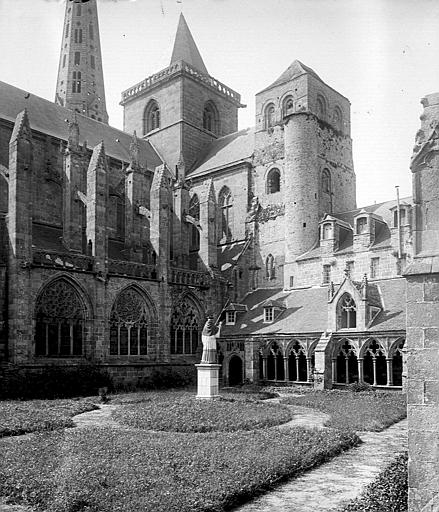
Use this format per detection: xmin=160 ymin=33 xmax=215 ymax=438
xmin=0 ymin=0 xmax=438 ymax=207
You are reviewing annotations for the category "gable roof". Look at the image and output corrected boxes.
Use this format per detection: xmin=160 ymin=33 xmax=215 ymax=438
xmin=189 ymin=128 xmax=254 ymax=177
xmin=170 ymin=14 xmax=208 ymax=75
xmin=0 ymin=81 xmax=162 ymax=171
xmin=259 ymin=60 xmax=322 ymax=94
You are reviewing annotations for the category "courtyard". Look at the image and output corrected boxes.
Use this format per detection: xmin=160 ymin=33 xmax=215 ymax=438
xmin=0 ymin=387 xmax=407 ymax=512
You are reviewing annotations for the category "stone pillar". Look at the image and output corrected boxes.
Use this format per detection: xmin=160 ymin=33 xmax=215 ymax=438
xmin=372 ymin=357 xmax=377 ymax=386
xmin=262 ymin=356 xmax=268 ymax=380
xmin=386 ymin=358 xmax=393 ymax=386
xmin=199 ymin=178 xmax=217 ymax=270
xmin=284 ymin=357 xmax=289 ymax=382
xmin=313 ymin=332 xmax=333 ymax=390
xmin=244 ymin=340 xmax=259 ymax=383
xmin=7 ymin=110 xmax=34 ymax=364
xmin=332 ymin=358 xmax=337 ymax=383
xmin=306 ymin=357 xmax=312 ymax=382
xmin=357 ymin=357 xmax=364 ymax=383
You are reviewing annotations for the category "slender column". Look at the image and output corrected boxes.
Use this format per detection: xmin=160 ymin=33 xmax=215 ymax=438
xmin=386 ymin=358 xmax=393 ymax=386
xmin=262 ymin=356 xmax=268 ymax=380
xmin=331 ymin=358 xmax=337 ymax=383
xmin=372 ymin=357 xmax=377 ymax=386
xmin=295 ymin=357 xmax=300 ymax=382
xmin=274 ymin=357 xmax=278 ymax=381
xmin=357 ymin=357 xmax=364 ymax=382
xmin=345 ymin=357 xmax=349 ymax=384
xmin=284 ymin=357 xmax=289 ymax=382
xmin=306 ymin=357 xmax=312 ymax=382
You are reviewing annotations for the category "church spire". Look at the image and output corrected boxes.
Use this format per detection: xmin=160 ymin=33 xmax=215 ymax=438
xmin=55 ymin=0 xmax=109 ymax=124
xmin=170 ymin=13 xmax=208 ymax=75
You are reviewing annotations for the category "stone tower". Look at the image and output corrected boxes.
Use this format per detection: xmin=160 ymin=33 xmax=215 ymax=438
xmin=121 ymin=13 xmax=244 ymax=171
xmin=55 ymin=0 xmax=109 ymax=124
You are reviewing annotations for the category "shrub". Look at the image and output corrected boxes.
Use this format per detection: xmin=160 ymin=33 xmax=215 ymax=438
xmin=341 ymin=452 xmax=408 ymax=512
xmin=347 ymin=381 xmax=374 ymax=393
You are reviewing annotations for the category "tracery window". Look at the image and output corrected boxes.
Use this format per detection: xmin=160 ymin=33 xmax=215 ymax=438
xmin=144 ymin=100 xmax=160 ymax=135
xmin=264 ymin=103 xmax=276 ymax=130
xmin=203 ymin=101 xmax=219 ymax=134
xmin=266 ymin=168 xmax=281 ymax=194
xmin=170 ymin=301 xmax=200 ymax=354
xmin=219 ymin=186 xmax=233 ymax=241
xmin=266 ymin=254 xmax=275 ymax=280
xmin=337 ymin=293 xmax=357 ymax=329
xmin=35 ymin=279 xmax=86 ymax=357
xmin=110 ymin=288 xmax=151 ymax=356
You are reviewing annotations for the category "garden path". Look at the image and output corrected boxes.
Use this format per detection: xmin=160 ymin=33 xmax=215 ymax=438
xmin=233 ymin=417 xmax=407 ymax=512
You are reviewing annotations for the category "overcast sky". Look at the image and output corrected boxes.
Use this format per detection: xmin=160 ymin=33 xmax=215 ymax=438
xmin=1 ymin=0 xmax=438 ymax=207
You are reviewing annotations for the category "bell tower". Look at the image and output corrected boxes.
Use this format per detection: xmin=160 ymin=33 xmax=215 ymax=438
xmin=55 ymin=0 xmax=109 ymax=124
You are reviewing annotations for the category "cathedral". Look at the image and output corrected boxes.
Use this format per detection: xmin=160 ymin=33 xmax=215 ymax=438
xmin=0 ymin=0 xmax=426 ymax=391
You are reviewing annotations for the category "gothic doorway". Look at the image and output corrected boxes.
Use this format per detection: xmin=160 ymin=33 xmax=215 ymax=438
xmin=228 ymin=355 xmax=243 ymax=386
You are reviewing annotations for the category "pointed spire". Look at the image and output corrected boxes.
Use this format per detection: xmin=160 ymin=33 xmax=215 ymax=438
xmin=55 ymin=0 xmax=109 ymax=124
xmin=176 ymin=152 xmax=186 ymax=180
xmin=10 ymin=109 xmax=32 ymax=144
xmin=170 ymin=13 xmax=208 ymax=75
xmin=88 ymin=141 xmax=107 ymax=171
xmin=129 ymin=131 xmax=140 ymax=168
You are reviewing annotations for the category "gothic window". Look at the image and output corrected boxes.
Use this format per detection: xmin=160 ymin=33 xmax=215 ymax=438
xmin=264 ymin=103 xmax=276 ymax=130
xmin=63 ymin=54 xmax=66 ymax=68
xmin=322 ymin=169 xmax=331 ymax=194
xmin=322 ymin=264 xmax=331 ymax=284
xmin=219 ymin=186 xmax=233 ymax=241
xmin=90 ymin=55 xmax=95 ymax=69
xmin=316 ymin=95 xmax=326 ymax=120
xmin=76 ymin=3 xmax=82 ymax=16
xmin=283 ymin=95 xmax=294 ymax=116
xmin=356 ymin=217 xmax=368 ymax=234
xmin=288 ymin=340 xmax=309 ymax=382
xmin=363 ymin=339 xmax=387 ymax=386
xmin=203 ymin=101 xmax=219 ymax=134
xmin=266 ymin=254 xmax=275 ymax=280
xmin=267 ymin=342 xmax=284 ymax=380
xmin=66 ymin=23 xmax=70 ymax=38
xmin=322 ymin=223 xmax=332 ymax=239
xmin=170 ymin=300 xmax=200 ymax=355
xmin=72 ymin=71 xmax=81 ymax=93
xmin=188 ymin=194 xmax=200 ymax=253
xmin=74 ymin=51 xmax=80 ymax=65
xmin=74 ymin=28 xmax=83 ymax=44
xmin=35 ymin=279 xmax=86 ymax=357
xmin=110 ymin=288 xmax=151 ymax=356
xmin=144 ymin=100 xmax=160 ymax=134
xmin=266 ymin=168 xmax=281 ymax=194
xmin=333 ymin=106 xmax=343 ymax=132
xmin=89 ymin=23 xmax=94 ymax=40
xmin=337 ymin=293 xmax=357 ymax=329
xmin=335 ymin=339 xmax=358 ymax=383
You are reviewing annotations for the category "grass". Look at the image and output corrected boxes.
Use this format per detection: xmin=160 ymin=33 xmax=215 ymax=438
xmin=280 ymin=390 xmax=407 ymax=431
xmin=0 ymin=425 xmax=359 ymax=512
xmin=340 ymin=452 xmax=408 ymax=512
xmin=0 ymin=399 xmax=98 ymax=437
xmin=111 ymin=392 xmax=291 ymax=432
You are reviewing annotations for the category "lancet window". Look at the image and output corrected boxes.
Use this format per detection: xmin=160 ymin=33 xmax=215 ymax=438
xmin=144 ymin=100 xmax=160 ymax=134
xmin=35 ymin=279 xmax=86 ymax=357
xmin=110 ymin=288 xmax=151 ymax=356
xmin=203 ymin=101 xmax=219 ymax=134
xmin=219 ymin=186 xmax=233 ymax=241
xmin=170 ymin=301 xmax=200 ymax=355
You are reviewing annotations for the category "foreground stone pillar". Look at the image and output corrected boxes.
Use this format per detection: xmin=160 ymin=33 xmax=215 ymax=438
xmin=195 ymin=364 xmax=221 ymax=399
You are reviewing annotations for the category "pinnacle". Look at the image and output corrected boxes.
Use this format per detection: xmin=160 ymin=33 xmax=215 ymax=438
xmin=170 ymin=13 xmax=208 ymax=75
xmin=10 ymin=109 xmax=31 ymax=143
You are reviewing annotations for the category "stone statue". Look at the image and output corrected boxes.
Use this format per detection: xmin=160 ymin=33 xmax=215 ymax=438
xmin=201 ymin=316 xmax=222 ymax=364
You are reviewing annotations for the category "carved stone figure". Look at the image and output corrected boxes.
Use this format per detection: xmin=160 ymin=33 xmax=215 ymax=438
xmin=201 ymin=316 xmax=222 ymax=364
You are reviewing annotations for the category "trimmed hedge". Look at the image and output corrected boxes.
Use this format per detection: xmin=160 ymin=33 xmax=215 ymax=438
xmin=340 ymin=452 xmax=408 ymax=512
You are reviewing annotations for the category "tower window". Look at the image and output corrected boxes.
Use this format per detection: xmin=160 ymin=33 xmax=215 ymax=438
xmin=74 ymin=28 xmax=83 ymax=44
xmin=322 ymin=169 xmax=331 ymax=194
xmin=356 ymin=217 xmax=368 ymax=234
xmin=283 ymin=95 xmax=294 ymax=116
xmin=89 ymin=23 xmax=94 ymax=40
xmin=74 ymin=52 xmax=80 ymax=65
xmin=316 ymin=95 xmax=327 ymax=120
xmin=144 ymin=100 xmax=160 ymax=134
xmin=90 ymin=55 xmax=95 ymax=69
xmin=72 ymin=71 xmax=81 ymax=93
xmin=76 ymin=4 xmax=82 ymax=16
xmin=322 ymin=264 xmax=331 ymax=284
xmin=65 ymin=23 xmax=70 ymax=38
xmin=219 ymin=186 xmax=233 ymax=241
xmin=266 ymin=168 xmax=281 ymax=194
xmin=203 ymin=101 xmax=219 ymax=134
xmin=62 ymin=54 xmax=66 ymax=68
xmin=264 ymin=103 xmax=276 ymax=130
xmin=265 ymin=254 xmax=275 ymax=280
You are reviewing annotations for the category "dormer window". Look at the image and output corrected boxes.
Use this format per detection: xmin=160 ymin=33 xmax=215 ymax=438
xmin=264 ymin=307 xmax=274 ymax=323
xmin=322 ymin=223 xmax=333 ymax=240
xmin=356 ymin=217 xmax=368 ymax=234
xmin=226 ymin=311 xmax=236 ymax=325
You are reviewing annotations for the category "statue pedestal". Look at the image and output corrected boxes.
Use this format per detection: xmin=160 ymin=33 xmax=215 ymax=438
xmin=195 ymin=363 xmax=221 ymax=399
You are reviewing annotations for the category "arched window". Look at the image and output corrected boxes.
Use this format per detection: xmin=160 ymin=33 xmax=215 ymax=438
xmin=266 ymin=168 xmax=281 ymax=194
xmin=337 ymin=293 xmax=357 ymax=329
xmin=144 ymin=100 xmax=160 ymax=135
xmin=267 ymin=342 xmax=284 ymax=381
xmin=283 ymin=95 xmax=294 ymax=116
xmin=170 ymin=300 xmax=200 ymax=354
xmin=35 ymin=279 xmax=86 ymax=356
xmin=264 ymin=103 xmax=276 ymax=130
xmin=203 ymin=101 xmax=219 ymax=134
xmin=363 ymin=339 xmax=387 ymax=386
xmin=288 ymin=340 xmax=309 ymax=382
xmin=356 ymin=217 xmax=368 ymax=234
xmin=316 ymin=95 xmax=326 ymax=120
xmin=219 ymin=186 xmax=233 ymax=241
xmin=266 ymin=254 xmax=275 ymax=280
xmin=335 ymin=339 xmax=358 ymax=384
xmin=322 ymin=169 xmax=331 ymax=194
xmin=188 ymin=194 xmax=200 ymax=270
xmin=110 ymin=288 xmax=152 ymax=356
xmin=333 ymin=106 xmax=343 ymax=132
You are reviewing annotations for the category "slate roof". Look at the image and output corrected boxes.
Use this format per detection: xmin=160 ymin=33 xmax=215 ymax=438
xmin=217 ymin=239 xmax=249 ymax=272
xmin=261 ymin=60 xmax=323 ymax=93
xmin=189 ymin=128 xmax=254 ymax=177
xmin=221 ymin=278 xmax=406 ymax=337
xmin=0 ymin=81 xmax=162 ymax=171
xmin=170 ymin=14 xmax=209 ymax=75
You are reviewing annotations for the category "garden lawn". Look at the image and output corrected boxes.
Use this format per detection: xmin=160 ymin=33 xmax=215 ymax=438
xmin=280 ymin=390 xmax=407 ymax=431
xmin=111 ymin=393 xmax=291 ymax=432
xmin=0 ymin=399 xmax=98 ymax=437
xmin=0 ymin=424 xmax=358 ymax=512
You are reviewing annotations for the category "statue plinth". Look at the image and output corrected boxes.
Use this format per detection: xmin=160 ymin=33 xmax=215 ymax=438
xmin=195 ymin=363 xmax=221 ymax=399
